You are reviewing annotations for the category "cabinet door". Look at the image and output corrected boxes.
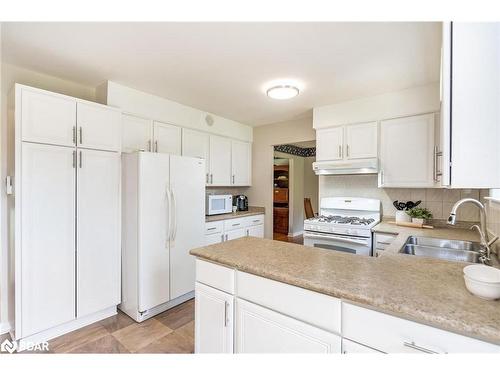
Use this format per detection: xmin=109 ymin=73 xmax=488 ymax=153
xmin=195 ymin=282 xmax=234 ymax=353
xmin=235 ymin=299 xmax=341 ymax=353
xmin=169 ymin=155 xmax=206 ymax=300
xmin=316 ymin=127 xmax=343 ymax=161
xmin=122 ymin=114 xmax=153 ymax=153
xmin=209 ymin=135 xmax=231 ymax=186
xmin=153 ymin=121 xmax=182 ymax=155
xmin=231 ymin=140 xmax=251 ymax=186
xmin=20 ymin=143 xmax=76 ymax=337
xmin=76 ymin=149 xmax=121 ymax=317
xmin=247 ymin=224 xmax=264 ymax=238
xmin=225 ymin=228 xmax=246 ymax=241
xmin=182 ymin=128 xmax=210 ymax=180
xmin=21 ymin=88 xmax=76 ymax=147
xmin=77 ymin=102 xmax=121 ymax=152
xmin=206 ymin=233 xmax=225 ymax=245
xmin=345 ymin=122 xmax=378 ymax=159
xmin=379 ymin=114 xmax=435 ymax=188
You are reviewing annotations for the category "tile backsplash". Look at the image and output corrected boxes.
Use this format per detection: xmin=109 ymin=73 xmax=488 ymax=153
xmin=319 ymin=175 xmax=488 ymax=222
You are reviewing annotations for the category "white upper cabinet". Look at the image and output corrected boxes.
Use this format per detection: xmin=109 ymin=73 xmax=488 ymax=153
xmin=122 ymin=114 xmax=153 ymax=153
xmin=231 ymin=140 xmax=251 ymax=186
xmin=20 ymin=142 xmax=76 ymax=337
xmin=209 ymin=135 xmax=232 ymax=186
xmin=345 ymin=122 xmax=378 ymax=159
xmin=379 ymin=114 xmax=435 ymax=188
xmin=77 ymin=102 xmax=121 ymax=152
xmin=441 ymin=22 xmax=500 ymax=188
xmin=182 ymin=128 xmax=210 ymax=177
xmin=153 ymin=121 xmax=182 ymax=155
xmin=21 ymin=88 xmax=76 ymax=147
xmin=316 ymin=126 xmax=343 ymax=161
xmin=76 ymin=149 xmax=121 ymax=318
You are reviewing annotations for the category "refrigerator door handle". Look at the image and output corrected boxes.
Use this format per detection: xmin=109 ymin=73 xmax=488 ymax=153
xmin=166 ymin=187 xmax=173 ymax=242
xmin=171 ymin=188 xmax=177 ymax=241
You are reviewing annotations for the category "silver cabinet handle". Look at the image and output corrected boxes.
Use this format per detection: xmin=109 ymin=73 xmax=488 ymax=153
xmin=433 ymin=146 xmax=443 ymax=182
xmin=346 ymin=144 xmax=350 ymax=157
xmin=246 ymin=229 xmax=249 ymax=236
xmin=147 ymin=140 xmax=151 ymax=152
xmin=79 ymin=127 xmax=83 ymax=144
xmin=221 ymin=234 xmax=224 ymax=242
xmin=225 ymin=234 xmax=228 ymax=241
xmin=210 ymin=174 xmax=213 ymax=184
xmin=207 ymin=227 xmax=217 ymax=231
xmin=79 ymin=151 xmax=82 ymax=168
xmin=252 ymin=219 xmax=260 ymax=223
xmin=72 ymin=127 xmax=76 ymax=144
xmin=155 ymin=140 xmax=158 ymax=153
xmin=224 ymin=301 xmax=229 ymax=327
xmin=232 ymin=223 xmax=240 ymax=227
xmin=403 ymin=341 xmax=439 ymax=354
xmin=338 ymin=145 xmax=342 ymax=158
xmin=72 ymin=150 xmax=76 ymax=168
xmin=232 ymin=174 xmax=235 ymax=184
xmin=206 ymin=173 xmax=209 ymax=184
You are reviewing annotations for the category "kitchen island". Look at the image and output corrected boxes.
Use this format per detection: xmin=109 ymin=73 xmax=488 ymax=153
xmin=190 ymin=237 xmax=500 ymax=353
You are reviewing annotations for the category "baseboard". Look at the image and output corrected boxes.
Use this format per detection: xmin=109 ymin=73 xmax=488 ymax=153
xmin=0 ymin=321 xmax=11 ymax=335
xmin=288 ymin=231 xmax=303 ymax=237
xmin=15 ymin=306 xmax=117 ymax=351
xmin=120 ymin=291 xmax=195 ymax=323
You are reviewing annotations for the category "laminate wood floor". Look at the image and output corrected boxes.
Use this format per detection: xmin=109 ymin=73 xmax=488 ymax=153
xmin=2 ymin=299 xmax=195 ymax=354
xmin=273 ymin=232 xmax=304 ymax=244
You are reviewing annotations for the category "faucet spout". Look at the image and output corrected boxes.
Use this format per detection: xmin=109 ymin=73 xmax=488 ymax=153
xmin=448 ymin=197 xmax=490 ymax=246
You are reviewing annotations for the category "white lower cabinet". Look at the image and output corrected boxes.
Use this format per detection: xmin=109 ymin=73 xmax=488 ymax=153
xmin=246 ymin=224 xmax=264 ymax=238
xmin=225 ymin=228 xmax=246 ymax=241
xmin=195 ymin=282 xmax=234 ymax=353
xmin=204 ymin=215 xmax=265 ymax=245
xmin=235 ymin=298 xmax=341 ymax=353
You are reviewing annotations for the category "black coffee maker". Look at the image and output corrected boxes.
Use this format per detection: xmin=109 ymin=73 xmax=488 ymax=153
xmin=233 ymin=195 xmax=248 ymax=211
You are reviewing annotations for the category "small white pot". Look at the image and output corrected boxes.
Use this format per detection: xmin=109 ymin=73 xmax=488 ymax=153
xmin=412 ymin=218 xmax=425 ymax=225
xmin=395 ymin=211 xmax=411 ymax=223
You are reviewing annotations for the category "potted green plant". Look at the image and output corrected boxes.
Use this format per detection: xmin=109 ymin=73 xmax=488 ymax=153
xmin=407 ymin=207 xmax=433 ymax=225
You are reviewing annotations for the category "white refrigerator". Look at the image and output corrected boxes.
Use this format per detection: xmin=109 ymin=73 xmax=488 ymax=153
xmin=121 ymin=152 xmax=205 ymax=322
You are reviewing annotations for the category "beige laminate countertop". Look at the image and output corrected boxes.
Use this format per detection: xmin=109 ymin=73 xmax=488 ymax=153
xmin=205 ymin=206 xmax=265 ymax=222
xmin=190 ymin=236 xmax=500 ymax=345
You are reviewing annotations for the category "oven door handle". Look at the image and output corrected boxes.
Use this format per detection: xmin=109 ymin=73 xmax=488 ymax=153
xmin=304 ymin=232 xmax=369 ymax=245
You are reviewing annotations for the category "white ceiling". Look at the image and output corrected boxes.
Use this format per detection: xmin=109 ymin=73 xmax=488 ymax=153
xmin=2 ymin=22 xmax=441 ymax=126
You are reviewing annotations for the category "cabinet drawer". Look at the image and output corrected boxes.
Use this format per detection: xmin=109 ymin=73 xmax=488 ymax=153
xmin=196 ymin=259 xmax=235 ymax=294
xmin=224 ymin=217 xmax=246 ymax=231
xmin=342 ymin=303 xmax=500 ymax=353
xmin=244 ymin=214 xmax=264 ymax=227
xmin=236 ymin=271 xmax=341 ymax=334
xmin=205 ymin=221 xmax=224 ymax=235
xmin=373 ymin=233 xmax=397 ymax=251
xmin=273 ymin=188 xmax=288 ymax=203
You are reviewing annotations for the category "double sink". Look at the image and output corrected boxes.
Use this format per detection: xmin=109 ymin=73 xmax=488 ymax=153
xmin=399 ymin=236 xmax=483 ymax=263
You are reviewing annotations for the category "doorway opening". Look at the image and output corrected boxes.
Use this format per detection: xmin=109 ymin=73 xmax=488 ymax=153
xmin=272 ymin=141 xmax=318 ymax=244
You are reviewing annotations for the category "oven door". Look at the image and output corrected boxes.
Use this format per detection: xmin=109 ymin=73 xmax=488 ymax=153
xmin=303 ymin=231 xmax=372 ymax=256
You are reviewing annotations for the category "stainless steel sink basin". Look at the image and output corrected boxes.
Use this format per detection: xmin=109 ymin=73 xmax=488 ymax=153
xmin=400 ymin=244 xmax=482 ymax=263
xmin=399 ymin=236 xmax=483 ymax=263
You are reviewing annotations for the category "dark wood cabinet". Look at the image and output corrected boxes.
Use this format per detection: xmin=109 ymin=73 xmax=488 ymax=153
xmin=273 ymin=188 xmax=288 ymax=203
xmin=273 ymin=207 xmax=289 ymax=234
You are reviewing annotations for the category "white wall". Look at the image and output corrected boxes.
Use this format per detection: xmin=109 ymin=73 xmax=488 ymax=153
xmin=0 ymin=63 xmax=96 ymax=331
xmin=101 ymin=81 xmax=253 ymax=142
xmin=313 ymin=83 xmax=440 ymax=129
xmin=303 ymin=156 xmax=318 ymax=214
xmin=247 ymin=117 xmax=315 ymax=238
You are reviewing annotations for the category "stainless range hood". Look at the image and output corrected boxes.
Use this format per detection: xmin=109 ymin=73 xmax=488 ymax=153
xmin=312 ymin=159 xmax=379 ymax=176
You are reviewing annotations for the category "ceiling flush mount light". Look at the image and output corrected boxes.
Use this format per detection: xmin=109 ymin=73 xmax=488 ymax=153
xmin=266 ymin=85 xmax=300 ymax=100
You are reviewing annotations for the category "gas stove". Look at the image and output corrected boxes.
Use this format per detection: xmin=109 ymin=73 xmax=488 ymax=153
xmin=303 ymin=197 xmax=381 ymax=256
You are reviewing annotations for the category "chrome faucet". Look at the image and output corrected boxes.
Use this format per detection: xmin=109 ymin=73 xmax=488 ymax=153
xmin=447 ymin=198 xmax=498 ymax=264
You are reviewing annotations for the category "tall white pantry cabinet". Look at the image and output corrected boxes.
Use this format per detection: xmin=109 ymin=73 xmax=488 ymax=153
xmin=7 ymin=84 xmax=122 ymax=344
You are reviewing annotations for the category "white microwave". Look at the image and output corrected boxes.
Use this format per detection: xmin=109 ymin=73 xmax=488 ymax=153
xmin=206 ymin=194 xmax=233 ymax=215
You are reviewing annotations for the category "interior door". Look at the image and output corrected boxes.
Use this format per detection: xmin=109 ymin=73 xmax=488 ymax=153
xmin=195 ymin=282 xmax=234 ymax=353
xmin=316 ymin=127 xmax=344 ymax=161
xmin=345 ymin=122 xmax=378 ymax=159
xmin=20 ymin=143 xmax=76 ymax=337
xmin=77 ymin=102 xmax=121 ymax=152
xmin=379 ymin=114 xmax=435 ymax=187
xmin=169 ymin=155 xmax=206 ymax=299
xmin=231 ymin=140 xmax=251 ymax=186
xmin=209 ymin=135 xmax=231 ymax=186
xmin=153 ymin=121 xmax=182 ymax=155
xmin=138 ymin=153 xmax=171 ymax=311
xmin=182 ymin=128 xmax=210 ymax=182
xmin=122 ymin=114 xmax=153 ymax=153
xmin=77 ymin=149 xmax=121 ymax=317
xmin=21 ymin=88 xmax=76 ymax=147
